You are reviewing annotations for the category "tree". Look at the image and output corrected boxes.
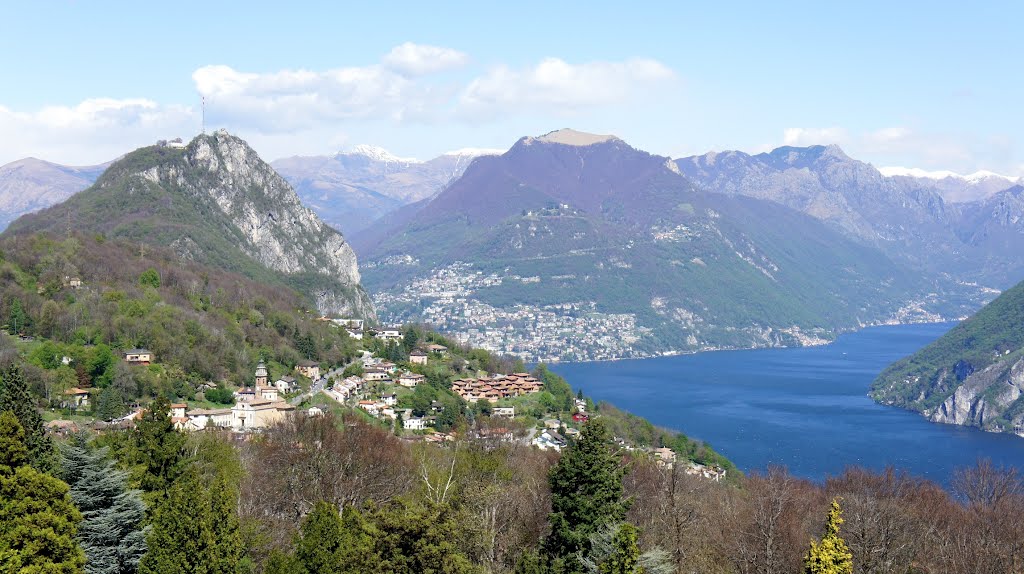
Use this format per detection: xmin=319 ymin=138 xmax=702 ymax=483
xmin=293 ymin=501 xmax=378 ymax=574
xmin=0 ymin=364 xmax=56 ymax=471
xmin=138 ymin=269 xmax=160 ymax=289
xmin=96 ymin=387 xmax=128 ymax=421
xmin=132 ymin=396 xmax=187 ymax=506
xmin=803 ymin=499 xmax=853 ymax=574
xmin=0 ymin=410 xmax=86 ymax=573
xmin=138 ymin=470 xmax=213 ymax=574
xmin=369 ymin=500 xmax=478 ymax=574
xmin=8 ymin=298 xmax=30 ymax=334
xmin=543 ymin=418 xmax=631 ymax=573
xmin=60 ymin=433 xmax=148 ymax=574
xmin=207 ymin=474 xmax=243 ymax=574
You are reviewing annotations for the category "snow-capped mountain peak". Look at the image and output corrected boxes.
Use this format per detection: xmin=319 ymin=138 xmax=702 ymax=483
xmin=345 ymin=145 xmax=421 ymax=164
xmin=879 ymin=165 xmax=1019 ymax=183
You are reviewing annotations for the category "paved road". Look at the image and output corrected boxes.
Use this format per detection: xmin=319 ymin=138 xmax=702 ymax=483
xmin=288 ymin=364 xmax=349 ymax=406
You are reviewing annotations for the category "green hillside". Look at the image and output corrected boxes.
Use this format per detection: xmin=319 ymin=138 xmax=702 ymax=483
xmin=871 ymin=280 xmax=1024 ymax=433
xmin=0 ymin=232 xmax=361 ymax=411
xmin=5 ymin=133 xmax=373 ymax=319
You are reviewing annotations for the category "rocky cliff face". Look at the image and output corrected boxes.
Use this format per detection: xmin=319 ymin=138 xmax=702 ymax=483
xmin=924 ymin=358 xmax=1024 ymax=433
xmin=6 ymin=131 xmax=374 ymax=320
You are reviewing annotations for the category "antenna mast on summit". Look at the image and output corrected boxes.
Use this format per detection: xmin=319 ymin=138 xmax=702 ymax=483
xmin=201 ymin=96 xmax=206 ymax=135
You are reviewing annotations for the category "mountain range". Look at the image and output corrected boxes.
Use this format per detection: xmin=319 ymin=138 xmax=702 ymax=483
xmin=4 ymin=131 xmax=374 ymax=319
xmin=675 ymin=146 xmax=1024 ymax=287
xmin=352 ymin=129 xmax=984 ymax=361
xmin=271 ymin=146 xmax=504 ymax=235
xmin=0 ymin=157 xmax=107 ymax=229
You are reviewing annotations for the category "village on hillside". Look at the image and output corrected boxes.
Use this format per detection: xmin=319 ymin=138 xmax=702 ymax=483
xmin=45 ymin=321 xmax=726 ymax=481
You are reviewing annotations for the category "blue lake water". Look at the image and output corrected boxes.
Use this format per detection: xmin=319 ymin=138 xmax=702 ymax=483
xmin=551 ymin=323 xmax=1024 ymax=485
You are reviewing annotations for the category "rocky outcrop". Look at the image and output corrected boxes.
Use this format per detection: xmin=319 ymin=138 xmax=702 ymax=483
xmin=925 ymin=358 xmax=1024 ymax=432
xmin=6 ymin=131 xmax=375 ymax=320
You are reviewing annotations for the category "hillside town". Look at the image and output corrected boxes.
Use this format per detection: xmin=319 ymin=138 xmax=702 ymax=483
xmin=370 ymin=262 xmax=650 ymax=362
xmin=46 ymin=328 xmax=725 ymax=481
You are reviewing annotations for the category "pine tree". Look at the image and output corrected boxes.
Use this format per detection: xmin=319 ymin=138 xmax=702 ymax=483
xmin=543 ymin=418 xmax=631 ymax=573
xmin=138 ymin=470 xmax=214 ymax=574
xmin=96 ymin=387 xmax=127 ymax=422
xmin=206 ymin=474 xmax=243 ymax=574
xmin=0 ymin=410 xmax=86 ymax=573
xmin=293 ymin=501 xmax=378 ymax=574
xmin=60 ymin=433 xmax=148 ymax=574
xmin=132 ymin=396 xmax=186 ymax=506
xmin=0 ymin=364 xmax=57 ymax=472
xmin=803 ymin=498 xmax=853 ymax=574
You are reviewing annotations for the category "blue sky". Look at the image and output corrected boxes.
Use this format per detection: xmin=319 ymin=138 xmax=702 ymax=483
xmin=1 ymin=0 xmax=1020 ymax=175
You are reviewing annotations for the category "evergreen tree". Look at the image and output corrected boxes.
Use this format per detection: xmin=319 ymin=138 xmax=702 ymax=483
xmin=370 ymin=500 xmax=477 ymax=574
xmin=8 ymin=298 xmax=29 ymax=334
xmin=0 ymin=410 xmax=86 ymax=573
xmin=60 ymin=433 xmax=148 ymax=574
xmin=0 ymin=364 xmax=56 ymax=471
xmin=96 ymin=387 xmax=127 ymax=422
xmin=132 ymin=396 xmax=186 ymax=506
xmin=137 ymin=463 xmax=244 ymax=574
xmin=138 ymin=470 xmax=213 ymax=574
xmin=542 ymin=418 xmax=630 ymax=574
xmin=294 ymin=501 xmax=377 ymax=574
xmin=206 ymin=474 xmax=243 ymax=574
xmin=803 ymin=498 xmax=853 ymax=574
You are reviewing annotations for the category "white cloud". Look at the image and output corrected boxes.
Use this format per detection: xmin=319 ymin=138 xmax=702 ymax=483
xmin=458 ymin=57 xmax=675 ymax=118
xmin=782 ymin=127 xmax=848 ymax=146
xmin=193 ymin=63 xmax=428 ymax=131
xmin=0 ymin=98 xmax=194 ymax=165
xmin=383 ymin=42 xmax=469 ymax=76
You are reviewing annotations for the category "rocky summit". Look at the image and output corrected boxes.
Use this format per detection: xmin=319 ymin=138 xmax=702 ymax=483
xmin=5 ymin=130 xmax=374 ymax=319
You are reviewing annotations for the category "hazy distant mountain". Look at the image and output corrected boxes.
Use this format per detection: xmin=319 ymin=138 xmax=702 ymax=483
xmin=354 ymin=129 xmax=976 ymax=361
xmin=6 ymin=131 xmax=374 ymax=319
xmin=0 ymin=157 xmax=108 ymax=230
xmin=271 ymin=146 xmax=504 ymax=235
xmin=675 ymin=147 xmax=1024 ymax=287
xmin=879 ymin=166 xmax=1019 ymax=203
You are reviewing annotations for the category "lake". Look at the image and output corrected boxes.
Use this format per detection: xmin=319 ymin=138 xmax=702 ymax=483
xmin=551 ymin=322 xmax=1024 ymax=485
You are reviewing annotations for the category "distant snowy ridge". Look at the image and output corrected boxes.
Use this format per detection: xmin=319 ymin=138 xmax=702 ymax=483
xmin=344 ymin=145 xmax=422 ymax=164
xmin=879 ymin=166 xmax=1020 ymax=183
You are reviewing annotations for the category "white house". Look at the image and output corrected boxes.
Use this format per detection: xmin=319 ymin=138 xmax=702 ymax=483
xmin=532 ymin=430 xmax=567 ymax=451
xmin=409 ymin=350 xmax=428 ymax=365
xmin=345 ymin=328 xmax=363 ymax=340
xmin=364 ymin=368 xmax=390 ymax=381
xmin=380 ymin=393 xmax=397 ymax=406
xmin=404 ymin=417 xmax=426 ymax=431
xmin=398 ymin=372 xmax=425 ymax=387
xmin=307 ymin=406 xmax=324 ymax=417
xmin=375 ymin=327 xmax=402 ymax=341
xmin=274 ymin=376 xmax=298 ymax=394
xmin=492 ymin=406 xmax=515 ymax=418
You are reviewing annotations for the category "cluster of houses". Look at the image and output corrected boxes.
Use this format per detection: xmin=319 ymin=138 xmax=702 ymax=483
xmin=173 ymin=361 xmax=296 ymax=431
xmin=450 ymin=373 xmax=544 ymax=403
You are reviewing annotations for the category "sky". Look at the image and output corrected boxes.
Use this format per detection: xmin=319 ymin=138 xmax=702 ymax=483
xmin=1 ymin=0 xmax=1021 ymax=175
